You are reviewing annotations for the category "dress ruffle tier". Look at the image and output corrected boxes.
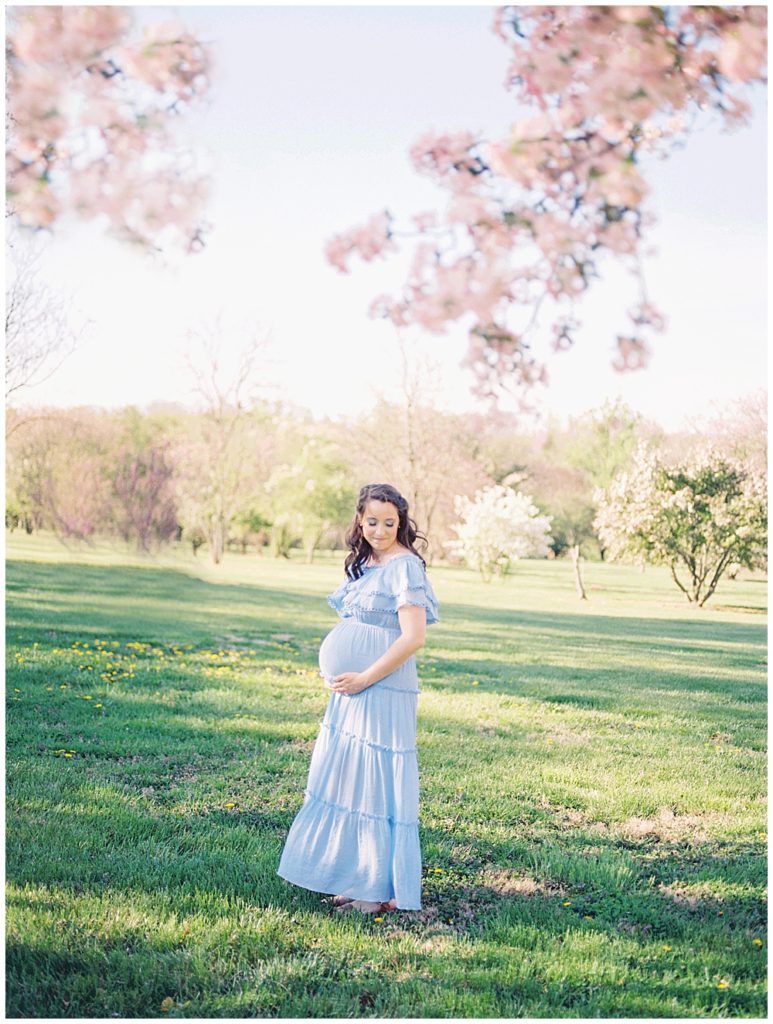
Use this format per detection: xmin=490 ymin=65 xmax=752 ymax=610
xmin=277 ymin=554 xmax=439 ymax=910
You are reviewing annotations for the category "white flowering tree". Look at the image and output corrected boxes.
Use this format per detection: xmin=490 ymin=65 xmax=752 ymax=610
xmin=594 ymin=445 xmax=767 ymax=607
xmin=448 ymin=484 xmax=552 ymax=581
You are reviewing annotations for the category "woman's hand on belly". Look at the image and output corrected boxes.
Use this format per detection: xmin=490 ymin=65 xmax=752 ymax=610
xmin=328 ymin=671 xmax=371 ymax=695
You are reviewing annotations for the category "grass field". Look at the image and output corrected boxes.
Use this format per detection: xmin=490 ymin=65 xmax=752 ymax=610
xmin=5 ymin=532 xmax=768 ymax=1017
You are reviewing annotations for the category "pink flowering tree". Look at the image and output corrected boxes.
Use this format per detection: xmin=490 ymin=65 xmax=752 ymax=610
xmin=111 ymin=443 xmax=180 ymax=551
xmin=6 ymin=6 xmax=211 ymax=253
xmin=325 ymin=6 xmax=767 ymax=399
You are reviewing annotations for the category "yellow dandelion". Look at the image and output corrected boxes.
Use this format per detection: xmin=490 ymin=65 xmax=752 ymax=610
xmin=373 ymin=916 xmax=383 ymax=922
xmin=662 ymin=945 xmax=672 ymax=952
xmin=718 ymin=910 xmax=724 ymax=916
xmin=225 ymin=802 xmax=235 ymax=808
xmin=471 ymin=680 xmax=479 ymax=686
xmin=583 ymin=914 xmax=593 ymax=920
xmin=95 ymin=703 xmax=103 ymax=708
xmin=563 ymin=900 xmax=572 ymax=907
xmin=617 ymin=979 xmax=625 ymax=986
xmin=60 ymin=684 xmax=67 ymax=689
xmin=752 ymin=938 xmax=763 ymax=946
xmin=160 ymin=996 xmax=174 ymax=1012
xmin=14 ymin=688 xmax=20 ymax=693
xmin=83 ymin=695 xmax=92 ymax=700
xmin=46 ymin=687 xmax=53 ymax=692
xmin=64 ymin=752 xmax=73 ymax=758
xmin=717 ymin=980 xmax=729 ymax=989
xmin=433 ymin=867 xmax=443 ymax=873
xmin=758 ymin=832 xmax=766 ymax=840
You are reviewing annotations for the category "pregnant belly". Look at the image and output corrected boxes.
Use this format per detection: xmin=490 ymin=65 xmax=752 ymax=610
xmin=318 ymin=620 xmax=394 ymax=680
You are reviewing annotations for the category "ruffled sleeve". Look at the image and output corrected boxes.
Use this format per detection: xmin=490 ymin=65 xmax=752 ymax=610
xmin=326 ymin=577 xmax=349 ymax=614
xmin=383 ymin=556 xmax=440 ymax=625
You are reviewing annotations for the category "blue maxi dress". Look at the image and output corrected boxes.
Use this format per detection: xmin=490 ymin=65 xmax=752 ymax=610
xmin=277 ymin=553 xmax=440 ymax=909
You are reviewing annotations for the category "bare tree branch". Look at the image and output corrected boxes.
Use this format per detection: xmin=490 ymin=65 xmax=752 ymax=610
xmin=5 ymin=231 xmax=90 ymax=411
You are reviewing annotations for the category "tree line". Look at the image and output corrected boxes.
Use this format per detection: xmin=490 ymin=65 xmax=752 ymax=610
xmin=7 ymin=392 xmax=766 ymax=607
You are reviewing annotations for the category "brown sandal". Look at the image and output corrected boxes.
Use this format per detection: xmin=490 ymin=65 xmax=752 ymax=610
xmin=331 ymin=894 xmax=354 ymax=907
xmin=334 ymin=899 xmax=396 ymax=915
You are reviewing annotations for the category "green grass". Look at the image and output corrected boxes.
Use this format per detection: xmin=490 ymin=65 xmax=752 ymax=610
xmin=6 ymin=531 xmax=767 ymax=1017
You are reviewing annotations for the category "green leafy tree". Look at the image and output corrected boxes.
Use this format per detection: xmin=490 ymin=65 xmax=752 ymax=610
xmin=595 ymin=445 xmax=767 ymax=607
xmin=559 ymin=399 xmax=648 ymax=491
xmin=265 ymin=442 xmax=356 ymax=563
xmin=521 ymin=400 xmax=655 ymax=595
xmin=231 ymin=509 xmax=272 ymax=555
xmin=522 ymin=463 xmax=595 ymax=599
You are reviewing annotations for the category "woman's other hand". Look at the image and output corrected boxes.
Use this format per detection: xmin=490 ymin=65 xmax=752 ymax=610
xmin=329 ymin=671 xmax=371 ymax=695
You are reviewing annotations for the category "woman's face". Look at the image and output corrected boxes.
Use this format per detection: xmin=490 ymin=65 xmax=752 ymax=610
xmin=360 ymin=499 xmax=400 ymax=556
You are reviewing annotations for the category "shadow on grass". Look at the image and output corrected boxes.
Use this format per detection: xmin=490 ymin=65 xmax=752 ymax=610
xmin=6 ymin=559 xmax=338 ymax=653
xmin=8 ymin=559 xmax=767 ymax=644
xmin=441 ymin=601 xmax=766 ymax=652
xmin=6 ymin=778 xmax=766 ymax=1017
xmin=7 ymin=558 xmax=767 ymax=1016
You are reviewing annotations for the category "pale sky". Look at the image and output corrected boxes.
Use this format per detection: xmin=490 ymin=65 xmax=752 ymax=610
xmin=13 ymin=3 xmax=768 ymax=431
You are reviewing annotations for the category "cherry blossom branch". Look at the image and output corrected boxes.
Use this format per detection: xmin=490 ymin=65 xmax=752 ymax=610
xmin=325 ymin=4 xmax=767 ymax=399
xmin=6 ymin=7 xmax=212 ymax=254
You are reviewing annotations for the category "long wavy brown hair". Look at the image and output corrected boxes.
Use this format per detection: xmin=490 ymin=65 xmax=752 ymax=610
xmin=344 ymin=483 xmax=427 ymax=580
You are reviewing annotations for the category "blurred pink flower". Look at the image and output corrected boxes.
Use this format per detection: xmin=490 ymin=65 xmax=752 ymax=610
xmin=115 ymin=21 xmax=209 ymax=100
xmin=412 ymin=211 xmax=438 ymax=232
xmin=719 ymin=21 xmax=768 ymax=83
xmin=328 ymin=3 xmax=766 ymax=395
xmin=6 ymin=5 xmax=210 ymax=252
xmin=612 ymin=335 xmax=651 ymax=372
xmin=409 ymin=130 xmax=479 ymax=178
xmin=324 ymin=235 xmax=351 ymax=273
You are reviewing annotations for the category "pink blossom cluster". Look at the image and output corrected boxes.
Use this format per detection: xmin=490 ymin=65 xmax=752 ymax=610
xmin=612 ymin=336 xmax=651 ymax=373
xmin=115 ymin=21 xmax=209 ymax=102
xmin=326 ymin=5 xmax=767 ymax=397
xmin=6 ymin=6 xmax=211 ymax=252
xmin=503 ymin=6 xmax=767 ymax=123
xmin=408 ymin=130 xmax=483 ymax=184
xmin=323 ymin=211 xmax=393 ymax=272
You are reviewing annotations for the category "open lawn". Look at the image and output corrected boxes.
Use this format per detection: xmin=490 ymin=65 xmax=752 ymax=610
xmin=5 ymin=533 xmax=768 ymax=1017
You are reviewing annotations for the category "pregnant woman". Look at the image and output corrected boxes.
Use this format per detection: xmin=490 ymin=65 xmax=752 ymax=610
xmin=277 ymin=482 xmax=439 ymax=914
